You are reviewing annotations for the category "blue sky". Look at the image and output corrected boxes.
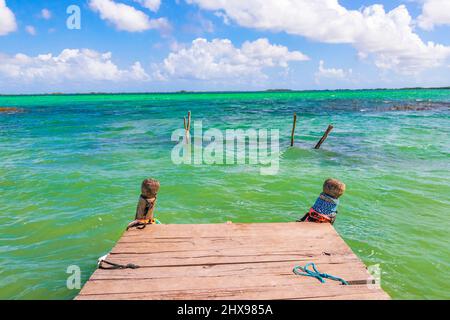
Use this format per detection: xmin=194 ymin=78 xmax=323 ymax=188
xmin=0 ymin=0 xmax=449 ymax=93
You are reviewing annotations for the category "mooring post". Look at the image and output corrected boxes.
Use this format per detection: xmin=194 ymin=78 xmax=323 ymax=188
xmin=314 ymin=125 xmax=334 ymax=149
xmin=290 ymin=113 xmax=297 ymax=147
xmin=187 ymin=111 xmax=191 ymax=131
xmin=184 ymin=111 xmax=191 ymax=143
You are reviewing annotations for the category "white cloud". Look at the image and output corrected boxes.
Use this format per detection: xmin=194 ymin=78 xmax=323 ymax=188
xmin=0 ymin=49 xmax=149 ymax=83
xmin=148 ymin=17 xmax=171 ymax=34
xmin=0 ymin=0 xmax=17 ymax=36
xmin=153 ymin=38 xmax=308 ymax=81
xmin=183 ymin=12 xmax=215 ymax=35
xmin=214 ymin=11 xmax=230 ymax=25
xmin=133 ymin=0 xmax=161 ymax=12
xmin=186 ymin=0 xmax=450 ymax=74
xmin=418 ymin=0 xmax=450 ymax=30
xmin=40 ymin=8 xmax=52 ymax=20
xmin=25 ymin=25 xmax=37 ymax=36
xmin=315 ymin=60 xmax=352 ymax=84
xmin=89 ymin=0 xmax=169 ymax=32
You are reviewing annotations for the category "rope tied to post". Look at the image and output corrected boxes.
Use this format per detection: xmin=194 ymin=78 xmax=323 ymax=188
xmin=97 ymin=254 xmax=140 ymax=270
xmin=293 ymin=262 xmax=348 ymax=285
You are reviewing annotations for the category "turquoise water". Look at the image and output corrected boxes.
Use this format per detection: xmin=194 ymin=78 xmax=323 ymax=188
xmin=0 ymin=89 xmax=449 ymax=299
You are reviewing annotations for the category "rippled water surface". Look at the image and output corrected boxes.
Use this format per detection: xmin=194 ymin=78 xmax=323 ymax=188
xmin=0 ymin=89 xmax=449 ymax=299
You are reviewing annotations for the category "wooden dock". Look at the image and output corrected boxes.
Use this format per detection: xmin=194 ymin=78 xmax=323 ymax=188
xmin=76 ymin=222 xmax=389 ymax=300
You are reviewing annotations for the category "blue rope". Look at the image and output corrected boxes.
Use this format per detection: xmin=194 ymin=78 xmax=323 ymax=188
xmin=293 ymin=262 xmax=348 ymax=285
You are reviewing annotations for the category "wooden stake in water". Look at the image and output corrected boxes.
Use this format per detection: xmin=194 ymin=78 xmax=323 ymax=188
xmin=187 ymin=111 xmax=191 ymax=131
xmin=314 ymin=125 xmax=334 ymax=149
xmin=290 ymin=113 xmax=297 ymax=147
xmin=184 ymin=111 xmax=191 ymax=143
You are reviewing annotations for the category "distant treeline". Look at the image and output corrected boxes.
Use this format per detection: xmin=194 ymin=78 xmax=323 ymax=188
xmin=1 ymin=86 xmax=449 ymax=97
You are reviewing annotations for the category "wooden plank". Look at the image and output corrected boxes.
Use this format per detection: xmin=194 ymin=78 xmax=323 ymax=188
xmin=101 ymin=250 xmax=357 ymax=268
xmin=117 ymin=233 xmax=339 ymax=250
xmin=77 ymin=282 xmax=388 ymax=300
xmin=79 ymin=274 xmax=353 ymax=295
xmin=120 ymin=222 xmax=334 ymax=240
xmin=109 ymin=245 xmax=352 ymax=257
xmin=89 ymin=260 xmax=370 ymax=281
xmin=302 ymin=292 xmax=390 ymax=300
xmin=76 ymin=222 xmax=389 ymax=300
xmin=114 ymin=232 xmax=341 ymax=249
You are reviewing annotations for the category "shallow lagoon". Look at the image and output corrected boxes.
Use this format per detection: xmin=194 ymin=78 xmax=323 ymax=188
xmin=0 ymin=89 xmax=449 ymax=299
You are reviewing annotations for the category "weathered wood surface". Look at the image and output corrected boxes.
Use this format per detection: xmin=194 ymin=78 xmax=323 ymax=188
xmin=290 ymin=113 xmax=297 ymax=147
xmin=76 ymin=222 xmax=389 ymax=300
xmin=314 ymin=125 xmax=334 ymax=149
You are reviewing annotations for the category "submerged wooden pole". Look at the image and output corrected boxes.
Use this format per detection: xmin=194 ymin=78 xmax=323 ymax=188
xmin=187 ymin=111 xmax=191 ymax=131
xmin=290 ymin=113 xmax=297 ymax=147
xmin=184 ymin=111 xmax=191 ymax=143
xmin=314 ymin=125 xmax=334 ymax=149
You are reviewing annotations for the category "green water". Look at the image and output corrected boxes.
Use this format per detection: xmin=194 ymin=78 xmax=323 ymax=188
xmin=0 ymin=89 xmax=449 ymax=299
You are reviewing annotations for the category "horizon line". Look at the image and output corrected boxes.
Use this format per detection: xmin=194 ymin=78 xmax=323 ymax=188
xmin=1 ymin=86 xmax=449 ymax=97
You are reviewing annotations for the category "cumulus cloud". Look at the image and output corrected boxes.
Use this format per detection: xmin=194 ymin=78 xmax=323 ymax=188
xmin=40 ymin=8 xmax=52 ymax=20
xmin=0 ymin=0 xmax=17 ymax=36
xmin=89 ymin=0 xmax=170 ymax=32
xmin=133 ymin=0 xmax=161 ymax=12
xmin=0 ymin=49 xmax=149 ymax=83
xmin=315 ymin=60 xmax=352 ymax=84
xmin=186 ymin=0 xmax=450 ymax=74
xmin=152 ymin=38 xmax=309 ymax=81
xmin=418 ymin=0 xmax=450 ymax=30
